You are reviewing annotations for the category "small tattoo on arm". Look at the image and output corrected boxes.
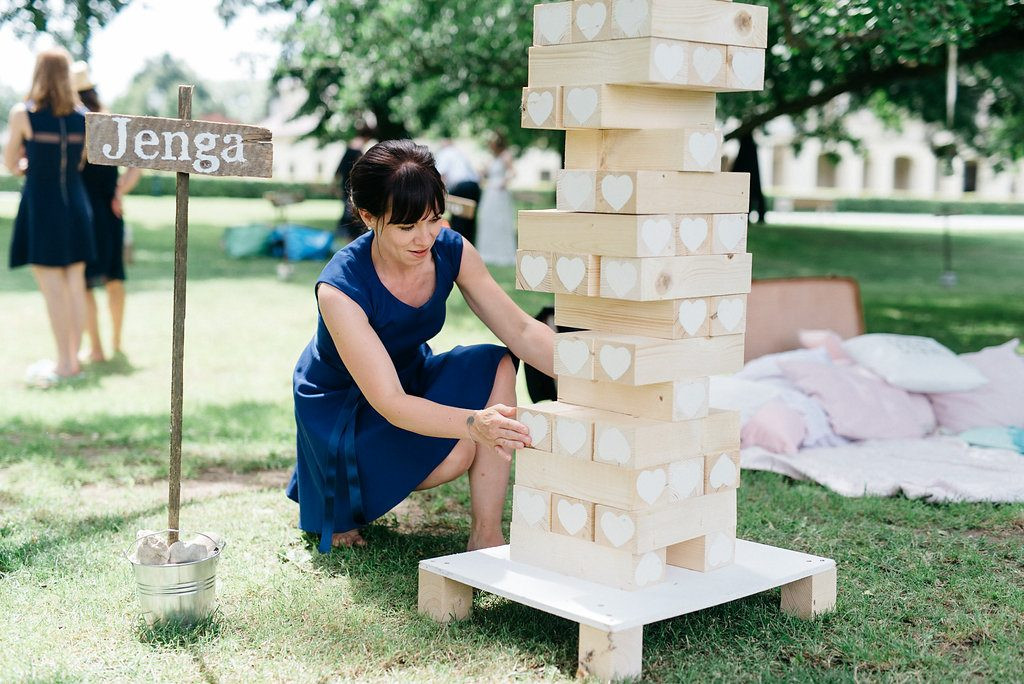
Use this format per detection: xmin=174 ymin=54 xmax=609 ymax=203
xmin=466 ymin=415 xmax=475 ymax=428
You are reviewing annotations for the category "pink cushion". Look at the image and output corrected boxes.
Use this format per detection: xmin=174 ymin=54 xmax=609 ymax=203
xmin=928 ymin=339 xmax=1024 ymax=432
xmin=780 ymin=360 xmax=936 ymax=440
xmin=741 ymin=398 xmax=807 ymax=454
xmin=798 ymin=329 xmax=850 ymax=362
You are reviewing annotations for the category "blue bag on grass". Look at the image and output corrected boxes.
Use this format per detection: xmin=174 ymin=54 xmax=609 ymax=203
xmin=268 ymin=225 xmax=334 ymax=261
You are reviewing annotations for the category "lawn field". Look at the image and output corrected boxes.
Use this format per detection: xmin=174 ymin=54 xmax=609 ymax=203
xmin=1 ymin=194 xmax=1022 ymax=682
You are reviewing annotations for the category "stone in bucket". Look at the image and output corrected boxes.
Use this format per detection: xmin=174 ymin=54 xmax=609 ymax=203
xmin=133 ymin=529 xmax=221 ymax=566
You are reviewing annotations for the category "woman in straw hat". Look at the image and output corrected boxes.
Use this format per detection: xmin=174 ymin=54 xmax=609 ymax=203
xmin=5 ymin=48 xmax=95 ymax=385
xmin=72 ymin=60 xmax=141 ymax=362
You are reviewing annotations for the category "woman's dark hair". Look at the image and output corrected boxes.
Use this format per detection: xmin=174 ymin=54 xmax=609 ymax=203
xmin=78 ymin=88 xmax=102 ymax=113
xmin=348 ymin=139 xmax=446 ymax=228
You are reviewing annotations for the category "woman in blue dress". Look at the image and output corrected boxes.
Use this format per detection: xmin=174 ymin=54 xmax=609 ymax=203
xmin=288 ymin=139 xmax=555 ymax=552
xmin=5 ymin=49 xmax=94 ymax=383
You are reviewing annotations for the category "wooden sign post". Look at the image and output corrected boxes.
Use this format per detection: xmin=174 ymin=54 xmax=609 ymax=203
xmin=86 ymin=86 xmax=273 ymax=542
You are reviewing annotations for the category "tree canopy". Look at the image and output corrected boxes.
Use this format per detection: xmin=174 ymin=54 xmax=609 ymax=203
xmin=110 ymin=54 xmax=227 ymax=119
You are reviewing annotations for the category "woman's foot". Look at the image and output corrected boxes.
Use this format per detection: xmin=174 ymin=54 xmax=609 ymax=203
xmin=331 ymin=529 xmax=366 ymax=547
xmin=467 ymin=531 xmax=505 ymax=551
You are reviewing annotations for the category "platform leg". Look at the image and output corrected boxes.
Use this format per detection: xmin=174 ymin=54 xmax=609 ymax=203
xmin=417 ymin=568 xmax=473 ymax=623
xmin=577 ymin=624 xmax=643 ymax=682
xmin=780 ymin=566 xmax=837 ymax=619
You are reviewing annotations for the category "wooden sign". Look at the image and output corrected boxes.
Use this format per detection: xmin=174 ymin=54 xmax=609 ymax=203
xmin=85 ymin=112 xmax=273 ymax=178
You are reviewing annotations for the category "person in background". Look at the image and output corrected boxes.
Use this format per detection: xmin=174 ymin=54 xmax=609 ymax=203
xmin=474 ymin=133 xmax=517 ymax=267
xmin=5 ymin=49 xmax=94 ymax=386
xmin=731 ymin=132 xmax=767 ymax=224
xmin=433 ymin=138 xmax=480 ymax=244
xmin=72 ymin=61 xmax=141 ymax=363
xmin=334 ymin=121 xmax=375 ymax=241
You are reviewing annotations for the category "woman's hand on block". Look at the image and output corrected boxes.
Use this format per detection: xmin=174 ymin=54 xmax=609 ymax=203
xmin=468 ymin=404 xmax=531 ymax=461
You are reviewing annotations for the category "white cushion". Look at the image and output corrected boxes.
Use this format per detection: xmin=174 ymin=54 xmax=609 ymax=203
xmin=842 ymin=334 xmax=988 ymax=393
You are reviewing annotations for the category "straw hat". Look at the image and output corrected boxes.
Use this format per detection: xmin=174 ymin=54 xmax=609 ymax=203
xmin=71 ymin=61 xmax=95 ymax=92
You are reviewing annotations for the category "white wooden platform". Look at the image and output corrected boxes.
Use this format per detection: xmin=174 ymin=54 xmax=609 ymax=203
xmin=418 ymin=539 xmax=837 ymax=681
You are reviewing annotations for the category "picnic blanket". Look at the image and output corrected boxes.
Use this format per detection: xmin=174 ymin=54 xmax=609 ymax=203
xmin=741 ymin=436 xmax=1024 ymax=503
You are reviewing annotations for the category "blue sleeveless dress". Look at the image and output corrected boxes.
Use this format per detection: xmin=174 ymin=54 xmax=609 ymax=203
xmin=287 ymin=227 xmax=511 ymax=552
xmin=9 ymin=104 xmax=94 ymax=269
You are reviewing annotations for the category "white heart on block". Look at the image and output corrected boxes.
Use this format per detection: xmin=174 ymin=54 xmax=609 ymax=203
xmin=716 ymin=297 xmax=745 ymax=332
xmin=526 ymin=90 xmax=554 ymax=125
xmin=707 ymin=533 xmax=734 ymax=567
xmin=519 ymin=254 xmax=548 ymax=289
xmin=693 ymin=46 xmax=723 ymax=83
xmin=600 ymin=511 xmax=635 ymax=547
xmin=599 ymin=345 xmax=632 ymax=381
xmin=678 ymin=216 xmax=708 ymax=252
xmin=604 ymin=260 xmax=638 ymax=298
xmin=556 ymin=418 xmax=588 ymax=455
xmin=517 ymin=491 xmax=547 ymax=527
xmin=674 ymin=380 xmax=706 ymax=418
xmin=640 ymin=218 xmax=672 ymax=255
xmin=596 ymin=427 xmax=630 ymax=464
xmin=557 ymin=499 xmax=588 ymax=535
xmin=555 ymin=256 xmax=586 ymax=292
xmin=613 ymin=0 xmax=647 ymax=36
xmin=635 ymin=468 xmax=667 ymax=505
xmin=653 ymin=42 xmax=686 ymax=81
xmin=518 ymin=411 xmax=548 ymax=445
xmin=709 ymin=453 xmax=738 ymax=489
xmin=575 ymin=1 xmax=607 ymax=40
xmin=537 ymin=4 xmax=570 ymax=43
xmin=634 ymin=552 xmax=663 ymax=587
xmin=557 ymin=338 xmax=590 ymax=375
xmin=731 ymin=49 xmax=761 ymax=88
xmin=715 ymin=215 xmax=745 ymax=251
xmin=669 ymin=458 xmax=702 ymax=500
xmin=677 ymin=298 xmax=707 ymax=336
xmin=566 ymin=87 xmax=599 ymax=124
xmin=687 ymin=131 xmax=718 ymax=170
xmin=600 ymin=174 xmax=634 ymax=211
xmin=561 ymin=171 xmax=593 ymax=210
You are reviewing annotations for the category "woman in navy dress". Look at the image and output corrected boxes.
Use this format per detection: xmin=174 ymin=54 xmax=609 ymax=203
xmin=5 ymin=49 xmax=94 ymax=382
xmin=288 ymin=139 xmax=555 ymax=552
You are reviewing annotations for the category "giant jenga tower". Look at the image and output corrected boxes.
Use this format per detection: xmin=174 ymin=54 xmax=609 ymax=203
xmin=419 ymin=3 xmax=837 ymax=680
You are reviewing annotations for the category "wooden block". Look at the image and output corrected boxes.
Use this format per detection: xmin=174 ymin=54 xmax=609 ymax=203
xmin=781 ymin=566 xmax=838 ymax=619
xmin=552 ymin=252 xmax=600 ymax=296
xmin=570 ymin=0 xmax=613 ymax=42
xmin=558 ymin=376 xmax=709 ymax=422
xmin=583 ymin=0 xmax=769 ymax=49
xmin=676 ymin=214 xmax=713 ymax=255
xmin=517 ymin=402 xmax=579 ymax=452
xmin=592 ymin=332 xmax=745 ymax=385
xmin=515 ymin=250 xmax=553 ymax=293
xmin=702 ymin=409 xmax=741 ymax=453
xmin=529 ymin=38 xmax=738 ymax=92
xmin=554 ymin=331 xmax=596 ymax=379
xmin=727 ymin=46 xmax=766 ymax=91
xmin=555 ymin=294 xmax=684 ymax=339
xmin=578 ymin=624 xmax=643 ymax=681
xmin=704 ymin=450 xmax=741 ymax=494
xmin=510 ymin=523 xmax=667 ymax=591
xmin=666 ymin=529 xmax=737 ymax=572
xmin=593 ymin=413 xmax=703 ymax=468
xmin=521 ymin=86 xmax=562 ymax=129
xmin=711 ymin=213 xmax=748 ymax=254
xmin=600 ymin=253 xmax=752 ymax=301
xmin=512 ymin=484 xmax=551 ymax=530
xmin=564 ymin=128 xmax=723 ymax=172
xmin=562 ymin=84 xmax=716 ymax=129
xmin=534 ymin=1 xmax=573 ymax=45
xmin=417 ymin=568 xmax=472 ymax=623
xmin=519 ymin=210 xmax=676 ymax=257
xmin=555 ymin=169 xmax=597 ymax=212
xmin=552 ymin=409 xmax=595 ymax=459
xmin=709 ymin=294 xmax=747 ymax=335
xmin=593 ymin=489 xmax=737 ymax=554
xmin=551 ymin=494 xmax=595 ymax=540
xmin=517 ymin=447 xmax=679 ymax=509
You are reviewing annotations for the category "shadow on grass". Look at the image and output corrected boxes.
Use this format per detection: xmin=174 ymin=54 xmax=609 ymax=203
xmin=135 ymin=613 xmax=222 ymax=648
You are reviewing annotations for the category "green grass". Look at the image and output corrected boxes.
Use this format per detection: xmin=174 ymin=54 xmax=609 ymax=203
xmin=0 ymin=193 xmax=1022 ymax=682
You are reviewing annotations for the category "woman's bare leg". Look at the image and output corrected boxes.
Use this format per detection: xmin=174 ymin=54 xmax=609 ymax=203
xmin=106 ymin=279 xmax=125 ymax=353
xmin=31 ymin=265 xmax=78 ymax=377
xmin=64 ymin=263 xmax=87 ymax=370
xmin=84 ymin=287 xmax=105 ymax=362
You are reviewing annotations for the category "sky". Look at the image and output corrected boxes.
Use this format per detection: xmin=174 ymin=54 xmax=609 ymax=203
xmin=0 ymin=0 xmax=290 ymax=99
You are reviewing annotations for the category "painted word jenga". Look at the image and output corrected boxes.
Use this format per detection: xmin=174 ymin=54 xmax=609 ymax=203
xmin=512 ymin=0 xmax=764 ymax=590
xmin=418 ymin=4 xmax=837 ymax=680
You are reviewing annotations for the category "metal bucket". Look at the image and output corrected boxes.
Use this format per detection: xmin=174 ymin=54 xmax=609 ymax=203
xmin=125 ymin=530 xmax=225 ymax=624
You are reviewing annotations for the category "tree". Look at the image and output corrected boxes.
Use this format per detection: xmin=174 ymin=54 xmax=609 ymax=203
xmin=0 ymin=0 xmax=129 ymax=59
xmin=110 ymin=54 xmax=227 ymax=119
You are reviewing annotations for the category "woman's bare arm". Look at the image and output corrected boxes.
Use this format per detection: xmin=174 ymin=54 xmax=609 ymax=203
xmin=3 ymin=105 xmax=28 ymax=176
